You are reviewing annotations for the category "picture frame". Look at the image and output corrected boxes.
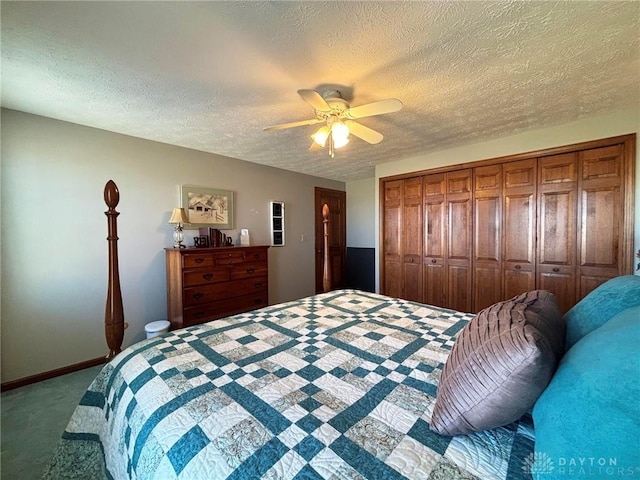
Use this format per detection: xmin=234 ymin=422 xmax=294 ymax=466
xmin=180 ymin=185 xmax=234 ymax=229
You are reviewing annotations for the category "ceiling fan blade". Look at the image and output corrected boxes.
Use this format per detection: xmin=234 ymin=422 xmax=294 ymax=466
xmin=298 ymin=89 xmax=332 ymax=112
xmin=345 ymin=120 xmax=383 ymax=144
xmin=263 ymin=118 xmax=322 ymax=131
xmin=343 ymin=98 xmax=403 ymax=119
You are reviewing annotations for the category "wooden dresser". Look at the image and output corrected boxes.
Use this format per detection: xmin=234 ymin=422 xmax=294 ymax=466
xmin=165 ymin=245 xmax=269 ymax=329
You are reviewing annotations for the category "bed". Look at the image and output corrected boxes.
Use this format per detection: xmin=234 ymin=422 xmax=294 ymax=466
xmin=44 ymin=181 xmax=540 ymax=479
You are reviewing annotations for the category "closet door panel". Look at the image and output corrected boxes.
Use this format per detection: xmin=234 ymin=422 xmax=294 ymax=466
xmin=580 ymin=187 xmax=619 ymax=268
xmin=503 ymin=160 xmax=536 ymax=298
xmin=448 ymin=265 xmax=472 ymax=313
xmin=538 ymin=271 xmax=575 ymax=314
xmin=423 ymin=174 xmax=447 ymax=307
xmin=402 ymin=178 xmax=423 ymax=302
xmin=473 ymin=165 xmax=502 ymax=311
xmin=446 ymin=198 xmax=472 ymax=312
xmin=383 ymin=180 xmax=402 ymax=298
xmin=447 ymin=169 xmax=472 ymax=312
xmin=537 ymin=153 xmax=578 ymax=314
xmin=577 ymin=145 xmax=624 ymax=298
xmin=424 ymin=259 xmax=446 ymax=308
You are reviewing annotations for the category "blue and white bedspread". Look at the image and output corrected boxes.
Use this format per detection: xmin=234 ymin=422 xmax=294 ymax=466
xmin=46 ymin=290 xmax=535 ymax=480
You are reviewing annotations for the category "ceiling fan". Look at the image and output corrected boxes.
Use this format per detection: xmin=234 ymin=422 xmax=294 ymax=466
xmin=264 ymin=89 xmax=403 ymax=157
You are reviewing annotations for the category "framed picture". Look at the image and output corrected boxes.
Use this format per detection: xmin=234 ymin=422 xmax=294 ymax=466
xmin=180 ymin=185 xmax=234 ymax=229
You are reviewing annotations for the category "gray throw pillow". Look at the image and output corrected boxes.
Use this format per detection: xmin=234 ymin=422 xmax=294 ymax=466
xmin=430 ymin=290 xmax=564 ymax=436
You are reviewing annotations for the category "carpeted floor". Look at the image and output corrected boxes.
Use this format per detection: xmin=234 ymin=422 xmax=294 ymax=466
xmin=1 ymin=365 xmax=104 ymax=480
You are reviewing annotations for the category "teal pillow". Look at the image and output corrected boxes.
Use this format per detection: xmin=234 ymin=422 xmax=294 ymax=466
xmin=564 ymin=275 xmax=640 ymax=350
xmin=532 ymin=306 xmax=640 ymax=479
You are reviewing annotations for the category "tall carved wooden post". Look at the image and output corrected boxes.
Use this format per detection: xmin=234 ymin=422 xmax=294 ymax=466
xmin=104 ymin=180 xmax=125 ymax=359
xmin=322 ymin=203 xmax=332 ymax=293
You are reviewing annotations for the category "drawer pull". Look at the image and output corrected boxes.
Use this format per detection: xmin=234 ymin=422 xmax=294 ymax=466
xmin=193 ymin=293 xmax=204 ymax=300
xmin=194 ymin=258 xmax=205 ymax=264
xmin=431 ymin=259 xmax=436 ymax=264
xmin=254 ymin=298 xmax=263 ymax=304
xmin=194 ymin=312 xmax=205 ymax=319
xmin=253 ymin=254 xmax=260 ymax=259
xmin=254 ymin=283 xmax=263 ymax=288
xmin=203 ymin=273 xmax=213 ymax=280
xmin=552 ymin=267 xmax=560 ymax=272
xmin=247 ymin=268 xmax=255 ymax=274
xmin=515 ymin=265 xmax=521 ymax=270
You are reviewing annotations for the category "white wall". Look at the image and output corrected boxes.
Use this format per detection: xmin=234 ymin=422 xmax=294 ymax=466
xmin=345 ymin=177 xmax=376 ymax=248
xmin=0 ymin=109 xmax=343 ymax=382
xmin=374 ymin=107 xmax=640 ymax=291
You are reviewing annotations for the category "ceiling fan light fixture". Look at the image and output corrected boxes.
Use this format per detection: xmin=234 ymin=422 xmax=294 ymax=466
xmin=330 ymin=121 xmax=349 ymax=144
xmin=311 ymin=126 xmax=330 ymax=147
xmin=332 ymin=134 xmax=349 ymax=149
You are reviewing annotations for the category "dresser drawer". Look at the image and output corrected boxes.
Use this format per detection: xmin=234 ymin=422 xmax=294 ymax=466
xmin=183 ymin=267 xmax=230 ymax=287
xmin=231 ymin=262 xmax=268 ymax=280
xmin=182 ymin=253 xmax=214 ymax=268
xmin=244 ymin=248 xmax=268 ymax=263
xmin=183 ymin=293 xmax=268 ymax=326
xmin=213 ymin=251 xmax=245 ymax=265
xmin=183 ymin=276 xmax=267 ymax=307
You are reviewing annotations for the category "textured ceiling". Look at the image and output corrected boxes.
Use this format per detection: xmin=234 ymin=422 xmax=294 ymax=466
xmin=2 ymin=1 xmax=639 ymax=182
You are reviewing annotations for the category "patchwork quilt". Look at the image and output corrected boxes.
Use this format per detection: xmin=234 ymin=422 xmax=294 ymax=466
xmin=45 ymin=290 xmax=535 ymax=480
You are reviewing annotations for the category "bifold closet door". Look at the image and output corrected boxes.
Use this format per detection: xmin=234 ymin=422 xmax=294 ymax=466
xmin=446 ymin=169 xmax=473 ymax=313
xmin=503 ymin=159 xmax=537 ymax=300
xmin=402 ymin=177 xmax=423 ymax=303
xmin=423 ymin=174 xmax=447 ymax=308
xmin=537 ymin=153 xmax=578 ymax=314
xmin=577 ymin=144 xmax=625 ymax=298
xmin=473 ymin=165 xmax=503 ymax=312
xmin=383 ymin=180 xmax=402 ymax=298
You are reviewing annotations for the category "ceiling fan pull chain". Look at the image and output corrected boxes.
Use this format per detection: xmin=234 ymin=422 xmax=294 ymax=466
xmin=329 ymin=132 xmax=335 ymax=158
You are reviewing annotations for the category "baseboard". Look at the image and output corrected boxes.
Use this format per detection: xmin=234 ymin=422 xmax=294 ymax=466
xmin=1 ymin=356 xmax=107 ymax=392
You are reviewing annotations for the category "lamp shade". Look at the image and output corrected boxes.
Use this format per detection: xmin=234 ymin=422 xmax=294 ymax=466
xmin=311 ymin=126 xmax=330 ymax=147
xmin=331 ymin=121 xmax=349 ymax=142
xmin=168 ymin=207 xmax=189 ymax=224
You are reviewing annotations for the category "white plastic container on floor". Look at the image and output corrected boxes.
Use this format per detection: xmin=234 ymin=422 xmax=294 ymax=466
xmin=145 ymin=320 xmax=170 ymax=339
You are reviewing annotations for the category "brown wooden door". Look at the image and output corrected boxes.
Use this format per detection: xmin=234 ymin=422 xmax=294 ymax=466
xmin=503 ymin=159 xmax=537 ymax=299
xmin=577 ymin=145 xmax=625 ymax=298
xmin=537 ymin=153 xmax=578 ymax=314
xmin=447 ymin=169 xmax=473 ymax=312
xmin=382 ymin=180 xmax=402 ymax=298
xmin=315 ymin=187 xmax=346 ymax=293
xmin=473 ymin=164 xmax=503 ymax=312
xmin=423 ymin=174 xmax=447 ymax=308
xmin=402 ymin=177 xmax=423 ymax=302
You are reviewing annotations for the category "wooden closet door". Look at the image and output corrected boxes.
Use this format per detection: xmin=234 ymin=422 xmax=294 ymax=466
xmin=503 ymin=159 xmax=537 ymax=299
xmin=537 ymin=153 xmax=578 ymax=314
xmin=402 ymin=177 xmax=423 ymax=302
xmin=447 ymin=169 xmax=473 ymax=313
xmin=423 ymin=174 xmax=447 ymax=308
xmin=473 ymin=165 xmax=502 ymax=312
xmin=577 ymin=145 xmax=625 ymax=298
xmin=382 ymin=180 xmax=402 ymax=298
